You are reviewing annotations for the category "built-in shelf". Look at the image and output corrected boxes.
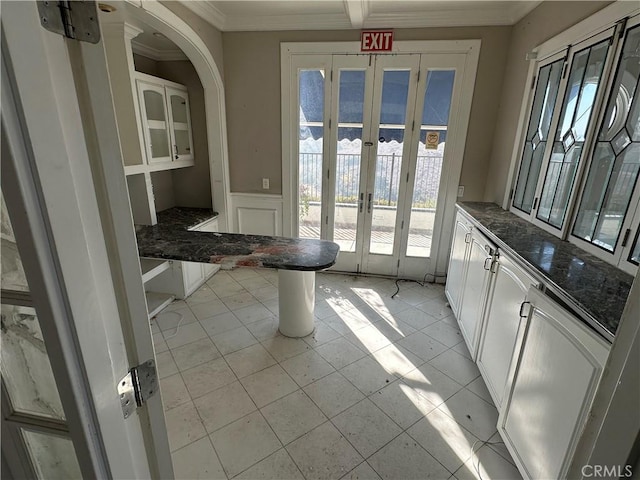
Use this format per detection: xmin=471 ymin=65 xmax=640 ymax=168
xmin=140 ymin=257 xmax=171 ymax=283
xmin=145 ymin=291 xmax=175 ymax=319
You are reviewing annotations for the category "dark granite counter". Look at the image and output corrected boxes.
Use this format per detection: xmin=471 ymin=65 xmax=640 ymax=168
xmin=458 ymin=202 xmax=633 ymax=340
xmin=136 ymin=207 xmax=340 ymax=271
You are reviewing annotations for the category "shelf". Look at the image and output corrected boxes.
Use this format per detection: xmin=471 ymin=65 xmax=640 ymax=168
xmin=145 ymin=291 xmax=175 ymax=319
xmin=140 ymin=257 xmax=171 ymax=283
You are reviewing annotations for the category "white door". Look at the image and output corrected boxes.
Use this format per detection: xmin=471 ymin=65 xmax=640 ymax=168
xmin=295 ymin=49 xmax=477 ymax=278
xmin=2 ymin=2 xmax=171 ymax=478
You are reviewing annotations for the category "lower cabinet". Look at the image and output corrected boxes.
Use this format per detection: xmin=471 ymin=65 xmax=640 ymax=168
xmin=476 ymin=251 xmax=538 ymax=409
xmin=456 ymin=228 xmax=494 ymax=359
xmin=445 ymin=212 xmax=473 ymax=317
xmin=498 ymin=287 xmax=610 ymax=480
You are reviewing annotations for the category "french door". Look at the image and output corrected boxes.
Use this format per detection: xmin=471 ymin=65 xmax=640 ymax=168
xmin=295 ymin=52 xmax=465 ymax=277
xmin=2 ymin=2 xmax=171 ymax=478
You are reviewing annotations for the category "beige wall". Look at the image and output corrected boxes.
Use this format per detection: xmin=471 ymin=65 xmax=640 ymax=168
xmin=133 ymin=53 xmax=212 ymax=209
xmin=484 ymin=1 xmax=612 ymax=205
xmin=223 ymin=26 xmax=511 ymax=198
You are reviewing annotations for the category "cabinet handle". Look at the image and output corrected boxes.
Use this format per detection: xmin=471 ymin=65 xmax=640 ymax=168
xmin=367 ymin=193 xmax=373 ymax=213
xmin=519 ymin=301 xmax=531 ymax=319
xmin=358 ymin=193 xmax=364 ymax=213
xmin=483 ymin=257 xmax=493 ymax=271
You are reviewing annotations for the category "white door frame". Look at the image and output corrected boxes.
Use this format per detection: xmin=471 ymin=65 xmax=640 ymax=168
xmin=282 ymin=40 xmax=480 ymax=279
xmin=2 ymin=1 xmax=170 ymax=477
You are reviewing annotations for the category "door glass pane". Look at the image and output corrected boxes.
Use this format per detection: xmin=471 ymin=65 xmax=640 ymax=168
xmin=513 ymin=59 xmax=564 ymax=213
xmin=1 ymin=196 xmax=28 ymax=291
xmin=407 ymin=70 xmax=455 ymax=257
xmin=573 ymin=26 xmax=640 ymax=251
xmin=299 ymin=69 xmax=325 ymax=240
xmin=143 ymin=90 xmax=165 ymax=122
xmin=22 ymin=430 xmax=81 ymax=480
xmin=537 ymin=39 xmax=611 ymax=228
xmin=1 ymin=305 xmax=66 ymax=420
xmin=334 ymin=70 xmax=366 ymax=252
xmin=149 ymin=128 xmax=170 ymax=159
xmin=174 ymin=129 xmax=191 ymax=156
xmin=170 ymin=94 xmax=188 ymax=123
xmin=369 ymin=70 xmax=410 ymax=255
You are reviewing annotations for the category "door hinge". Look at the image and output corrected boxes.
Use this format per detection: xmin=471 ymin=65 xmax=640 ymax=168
xmin=412 ymin=120 xmax=415 ymax=132
xmin=509 ymin=188 xmax=514 ymax=200
xmin=37 ymin=1 xmax=101 ymax=44
xmin=330 ymin=70 xmax=333 ymax=82
xmin=406 ymin=172 xmax=410 ymax=182
xmin=561 ymin=61 xmax=568 ymax=79
xmin=417 ymin=70 xmax=420 ymax=83
xmin=530 ymin=75 xmax=537 ymax=90
xmin=329 ymin=119 xmax=332 ymax=129
xmin=397 ymin=259 xmax=401 ymax=268
xmin=325 ymin=215 xmax=329 ymax=224
xmin=532 ymin=197 xmax=539 ymax=211
xmin=118 ymin=359 xmax=158 ymax=419
xmin=327 ymin=169 xmax=330 ymax=180
xmin=621 ymin=228 xmax=631 ymax=247
xmin=401 ymin=220 xmax=404 ymax=229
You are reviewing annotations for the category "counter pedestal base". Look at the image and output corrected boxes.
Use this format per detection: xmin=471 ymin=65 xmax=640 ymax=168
xmin=278 ymin=270 xmax=315 ymax=337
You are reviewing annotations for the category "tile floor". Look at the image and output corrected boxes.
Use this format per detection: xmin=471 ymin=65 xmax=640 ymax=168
xmin=152 ymin=269 xmax=522 ymax=480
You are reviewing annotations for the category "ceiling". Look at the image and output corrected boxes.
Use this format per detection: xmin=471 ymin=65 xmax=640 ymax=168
xmin=182 ymin=0 xmax=542 ymax=32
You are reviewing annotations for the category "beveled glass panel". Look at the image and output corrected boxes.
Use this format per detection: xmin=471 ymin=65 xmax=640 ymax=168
xmin=537 ymin=39 xmax=611 ymax=229
xmin=573 ymin=26 xmax=640 ymax=251
xmin=298 ymin=69 xmax=324 ymax=240
xmin=149 ymin=128 xmax=171 ymax=159
xmin=513 ymin=59 xmax=564 ymax=213
xmin=407 ymin=70 xmax=454 ymax=257
xmin=370 ymin=70 xmax=410 ymax=255
xmin=22 ymin=430 xmax=81 ymax=480
xmin=1 ymin=196 xmax=28 ymax=291
xmin=1 ymin=305 xmax=65 ymax=420
xmin=170 ymin=94 xmax=188 ymax=123
xmin=143 ymin=90 xmax=165 ymax=122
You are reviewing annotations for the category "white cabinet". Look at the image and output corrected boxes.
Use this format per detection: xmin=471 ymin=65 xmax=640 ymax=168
xmin=445 ymin=212 xmax=473 ymax=317
xmin=457 ymin=228 xmax=495 ymax=359
xmin=446 ymin=211 xmax=495 ymax=359
xmin=190 ymin=217 xmax=220 ymax=279
xmin=499 ymin=287 xmax=609 ymax=480
xmin=476 ymin=250 xmax=538 ymax=409
xmin=136 ymin=73 xmax=194 ymax=169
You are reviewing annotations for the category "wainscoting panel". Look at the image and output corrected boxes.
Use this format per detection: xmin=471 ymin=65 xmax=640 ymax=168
xmin=229 ymin=193 xmax=283 ymax=236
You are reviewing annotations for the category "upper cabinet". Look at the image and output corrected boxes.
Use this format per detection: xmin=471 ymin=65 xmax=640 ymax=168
xmin=136 ymin=73 xmax=194 ymax=169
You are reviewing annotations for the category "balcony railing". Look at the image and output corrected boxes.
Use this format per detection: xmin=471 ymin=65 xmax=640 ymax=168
xmin=299 ymin=153 xmax=443 ymax=208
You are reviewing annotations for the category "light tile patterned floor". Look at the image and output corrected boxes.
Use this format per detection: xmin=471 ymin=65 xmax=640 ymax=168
xmin=152 ymin=269 xmax=522 ymax=480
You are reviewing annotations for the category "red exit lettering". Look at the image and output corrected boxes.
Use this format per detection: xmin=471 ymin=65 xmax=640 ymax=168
xmin=360 ymin=30 xmax=394 ymax=52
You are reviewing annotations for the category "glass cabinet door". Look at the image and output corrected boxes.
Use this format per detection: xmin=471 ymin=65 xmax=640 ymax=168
xmin=166 ymin=86 xmax=194 ymax=162
xmin=137 ymin=80 xmax=172 ymax=164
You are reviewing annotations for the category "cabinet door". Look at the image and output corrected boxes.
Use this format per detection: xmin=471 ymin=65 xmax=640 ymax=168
xmin=477 ymin=253 xmax=537 ymax=409
xmin=499 ymin=288 xmax=609 ymax=480
xmin=445 ymin=213 xmax=472 ymax=317
xmin=136 ymin=80 xmax=172 ymax=164
xmin=165 ymin=86 xmax=193 ymax=162
xmin=182 ymin=261 xmax=205 ymax=298
xmin=457 ymin=229 xmax=494 ymax=359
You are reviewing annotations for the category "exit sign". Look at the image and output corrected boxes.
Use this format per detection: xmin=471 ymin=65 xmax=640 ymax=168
xmin=361 ymin=30 xmax=394 ymax=52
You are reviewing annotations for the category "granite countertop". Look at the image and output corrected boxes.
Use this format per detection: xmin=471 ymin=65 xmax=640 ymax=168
xmin=136 ymin=207 xmax=340 ymax=271
xmin=458 ymin=202 xmax=633 ymax=339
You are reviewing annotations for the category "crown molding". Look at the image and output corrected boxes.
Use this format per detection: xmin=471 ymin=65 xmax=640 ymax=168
xmin=131 ymin=40 xmax=188 ymax=61
xmin=179 ymin=0 xmax=541 ymax=32
xmin=181 ymin=1 xmax=226 ymax=31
